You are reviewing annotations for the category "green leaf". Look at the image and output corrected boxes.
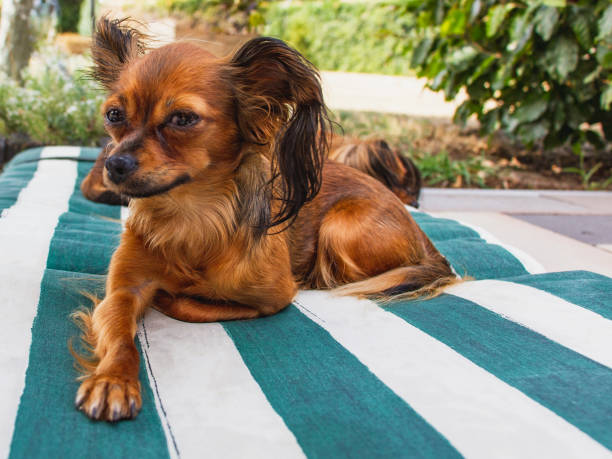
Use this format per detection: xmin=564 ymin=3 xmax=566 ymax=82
xmin=492 ymin=64 xmax=512 ymax=91
xmin=467 ymin=55 xmax=496 ymax=85
xmin=447 ymin=45 xmax=479 ymax=71
xmin=514 ymin=95 xmax=549 ymax=123
xmin=480 ymin=107 xmax=501 ymax=134
xmin=601 ymin=84 xmax=612 ymax=110
xmin=430 ymin=69 xmax=448 ymax=90
xmin=486 ymin=4 xmax=515 ymax=38
xmin=440 ymin=8 xmax=467 ymax=37
xmin=583 ymin=67 xmax=601 ymax=84
xmin=570 ymin=11 xmax=591 ymax=49
xmin=535 ymin=6 xmax=559 ymax=41
xmin=508 ymin=12 xmax=534 ymax=54
xmin=453 ymin=100 xmax=477 ymax=126
xmin=544 ymin=34 xmax=579 ymax=80
xmin=516 ymin=120 xmax=550 ymax=145
xmin=596 ymin=43 xmax=612 ymax=68
xmin=540 ymin=0 xmax=565 ymax=6
xmin=469 ymin=0 xmax=482 ymax=23
xmin=411 ymin=37 xmax=434 ymax=68
xmin=597 ymin=4 xmax=612 ymax=40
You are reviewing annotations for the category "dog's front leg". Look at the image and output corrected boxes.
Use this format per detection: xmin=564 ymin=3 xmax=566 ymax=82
xmin=75 ymin=281 xmax=157 ymax=421
xmin=75 ymin=237 xmax=159 ymax=421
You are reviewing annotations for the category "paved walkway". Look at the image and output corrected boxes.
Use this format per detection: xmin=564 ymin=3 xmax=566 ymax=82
xmin=321 ymin=71 xmax=465 ymax=117
xmin=422 ymin=189 xmax=612 ymax=277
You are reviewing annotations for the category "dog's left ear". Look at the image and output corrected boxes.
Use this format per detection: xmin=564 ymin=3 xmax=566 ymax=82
xmin=225 ymin=37 xmax=331 ymax=228
xmin=91 ymin=17 xmax=147 ymax=90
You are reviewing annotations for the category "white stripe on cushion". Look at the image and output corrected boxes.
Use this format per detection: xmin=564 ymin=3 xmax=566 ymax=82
xmin=0 ymin=146 xmax=79 ymax=453
xmin=447 ymin=280 xmax=612 ymax=369
xmin=295 ymin=290 xmax=611 ymax=459
xmin=138 ymin=309 xmax=305 ymax=459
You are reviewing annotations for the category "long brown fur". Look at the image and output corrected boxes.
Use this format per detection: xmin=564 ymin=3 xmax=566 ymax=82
xmin=329 ymin=138 xmax=422 ymax=207
xmin=74 ymin=17 xmax=456 ymax=422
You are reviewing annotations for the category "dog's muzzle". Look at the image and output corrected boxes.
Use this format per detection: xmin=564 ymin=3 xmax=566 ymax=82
xmin=105 ymin=154 xmax=138 ymax=184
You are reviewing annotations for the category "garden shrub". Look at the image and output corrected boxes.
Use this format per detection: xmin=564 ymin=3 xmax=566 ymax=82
xmin=0 ymin=55 xmax=106 ymax=146
xmin=401 ymin=0 xmax=612 ymax=151
xmin=57 ymin=0 xmax=85 ymax=33
xmin=261 ymin=0 xmax=413 ymax=75
xmin=159 ymin=0 xmax=254 ymax=15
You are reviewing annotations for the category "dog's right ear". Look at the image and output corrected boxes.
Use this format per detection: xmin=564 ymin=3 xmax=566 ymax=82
xmin=91 ymin=17 xmax=147 ymax=90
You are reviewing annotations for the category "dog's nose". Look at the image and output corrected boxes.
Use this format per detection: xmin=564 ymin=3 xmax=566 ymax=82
xmin=105 ymin=155 xmax=138 ymax=184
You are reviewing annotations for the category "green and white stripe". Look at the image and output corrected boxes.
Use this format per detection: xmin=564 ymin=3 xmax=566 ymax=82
xmin=1 ymin=147 xmax=611 ymax=458
xmin=0 ymin=147 xmax=79 ymax=454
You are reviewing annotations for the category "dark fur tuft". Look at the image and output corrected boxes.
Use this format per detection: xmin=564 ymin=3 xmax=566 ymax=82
xmin=91 ymin=16 xmax=148 ymax=89
xmin=226 ymin=37 xmax=331 ymax=229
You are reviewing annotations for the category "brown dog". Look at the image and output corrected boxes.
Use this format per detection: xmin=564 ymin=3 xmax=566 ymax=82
xmin=74 ymin=18 xmax=455 ymax=422
xmin=83 ymin=134 xmax=422 ymax=208
xmin=329 ymin=138 xmax=421 ymax=207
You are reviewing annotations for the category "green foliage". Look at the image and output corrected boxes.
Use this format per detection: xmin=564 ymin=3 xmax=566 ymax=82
xmin=415 ymin=150 xmax=493 ymax=187
xmin=401 ymin=0 xmax=612 ymax=152
xmin=57 ymin=0 xmax=85 ymax=33
xmin=159 ymin=0 xmax=257 ymax=31
xmin=0 ymin=56 xmax=106 ymax=145
xmin=160 ymin=0 xmax=253 ymax=14
xmin=262 ymin=1 xmax=414 ymax=75
xmin=564 ymin=143 xmax=612 ymax=190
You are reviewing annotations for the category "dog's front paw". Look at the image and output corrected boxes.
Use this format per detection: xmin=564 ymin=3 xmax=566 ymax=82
xmin=75 ymin=374 xmax=142 ymax=422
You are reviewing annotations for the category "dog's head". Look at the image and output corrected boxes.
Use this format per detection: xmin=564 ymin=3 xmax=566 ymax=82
xmin=331 ymin=139 xmax=422 ymax=208
xmin=92 ymin=17 xmax=330 ymax=227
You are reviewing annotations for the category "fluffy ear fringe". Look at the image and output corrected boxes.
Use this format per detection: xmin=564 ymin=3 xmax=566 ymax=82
xmin=227 ymin=37 xmax=332 ymax=229
xmin=91 ymin=16 xmax=148 ymax=89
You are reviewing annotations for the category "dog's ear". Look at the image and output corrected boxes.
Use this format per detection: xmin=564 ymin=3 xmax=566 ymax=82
xmin=91 ymin=17 xmax=147 ymax=90
xmin=226 ymin=37 xmax=331 ymax=228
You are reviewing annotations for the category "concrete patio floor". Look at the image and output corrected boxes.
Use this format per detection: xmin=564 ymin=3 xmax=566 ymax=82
xmin=422 ymin=189 xmax=612 ymax=277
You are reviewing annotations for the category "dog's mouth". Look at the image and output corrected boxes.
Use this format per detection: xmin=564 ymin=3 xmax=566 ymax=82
xmin=118 ymin=174 xmax=192 ymax=198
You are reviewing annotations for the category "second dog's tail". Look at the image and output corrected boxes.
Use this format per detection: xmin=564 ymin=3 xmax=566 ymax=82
xmin=332 ymin=256 xmax=460 ymax=302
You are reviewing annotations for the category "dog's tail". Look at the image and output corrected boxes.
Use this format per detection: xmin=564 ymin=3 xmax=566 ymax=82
xmin=332 ymin=256 xmax=461 ymax=302
xmin=330 ymin=138 xmax=422 ymax=208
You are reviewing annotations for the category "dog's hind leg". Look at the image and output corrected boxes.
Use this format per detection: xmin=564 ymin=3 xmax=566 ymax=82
xmin=151 ymin=292 xmax=262 ymax=322
xmin=309 ymin=196 xmax=456 ymax=297
xmin=310 ymin=197 xmax=418 ymax=288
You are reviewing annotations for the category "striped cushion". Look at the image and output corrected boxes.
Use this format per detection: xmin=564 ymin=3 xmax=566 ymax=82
xmin=1 ymin=147 xmax=611 ymax=458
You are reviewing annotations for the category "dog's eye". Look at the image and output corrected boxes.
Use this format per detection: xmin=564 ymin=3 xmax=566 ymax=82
xmin=168 ymin=111 xmax=199 ymax=128
xmin=106 ymin=108 xmax=125 ymax=124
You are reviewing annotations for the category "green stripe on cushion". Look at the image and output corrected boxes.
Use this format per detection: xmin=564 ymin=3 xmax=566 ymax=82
xmin=0 ymin=148 xmax=42 ymax=213
xmin=2 ymin=148 xmax=45 ymax=167
xmin=10 ymin=151 xmax=169 ymax=458
xmin=223 ymin=306 xmax=461 ymax=458
xmin=46 ymin=160 xmax=122 ymax=274
xmin=383 ymin=290 xmax=612 ymax=450
xmin=411 ymin=211 xmax=528 ymax=279
xmin=434 ymin=239 xmax=528 ymax=279
xmin=411 ymin=213 xmax=480 ymax=241
xmin=505 ymin=271 xmax=612 ymax=320
xmin=9 ymin=271 xmax=169 ymax=459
